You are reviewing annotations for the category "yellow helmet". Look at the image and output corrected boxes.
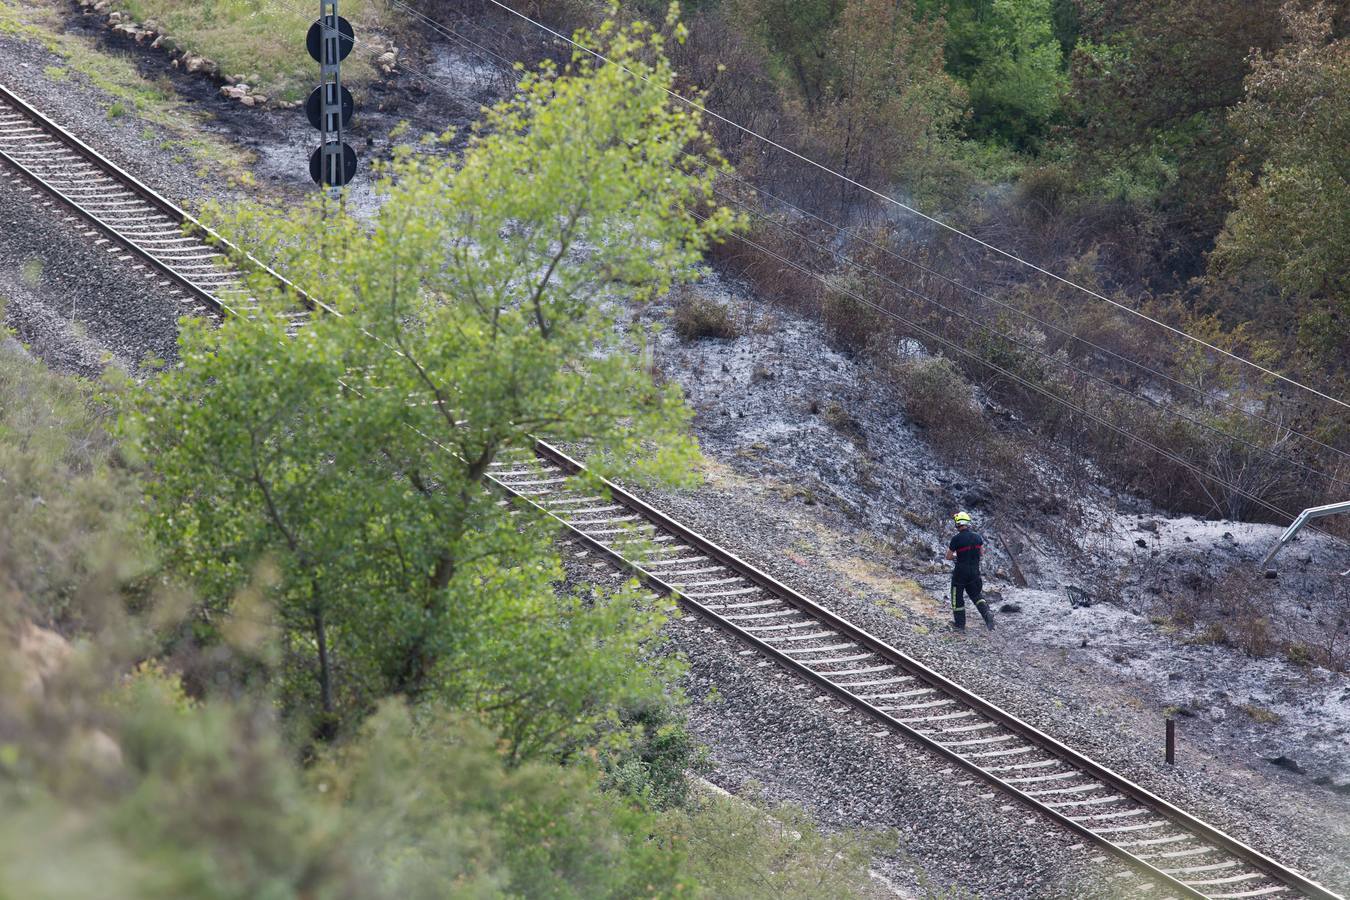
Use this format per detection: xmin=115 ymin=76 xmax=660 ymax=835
xmin=953 ymin=511 xmax=972 ymax=526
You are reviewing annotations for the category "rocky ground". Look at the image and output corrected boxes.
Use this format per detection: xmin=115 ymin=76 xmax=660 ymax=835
xmin=2 ymin=6 xmax=1347 ymax=897
xmin=618 ymin=272 xmax=1350 ymax=895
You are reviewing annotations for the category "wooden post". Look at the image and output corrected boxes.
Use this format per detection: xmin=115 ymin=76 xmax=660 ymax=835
xmin=1165 ymin=717 xmax=1176 ymax=765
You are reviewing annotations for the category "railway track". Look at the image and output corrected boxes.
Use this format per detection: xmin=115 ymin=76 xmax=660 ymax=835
xmin=492 ymin=445 xmax=1341 ymax=900
xmin=0 ymin=83 xmax=309 ymax=332
xmin=0 ymin=82 xmax=1339 ymax=900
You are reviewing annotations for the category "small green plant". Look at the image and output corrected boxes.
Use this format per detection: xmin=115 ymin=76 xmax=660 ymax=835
xmin=1242 ymin=704 xmax=1282 ymax=725
xmin=43 ymin=65 xmax=67 ymax=81
xmin=775 ymin=483 xmax=817 ymax=505
xmin=1187 ymin=621 xmax=1229 ymax=646
xmin=20 ymin=258 xmax=42 ymax=287
xmin=107 ymin=102 xmax=127 ymax=119
xmin=1285 ymin=643 xmax=1312 ymax=667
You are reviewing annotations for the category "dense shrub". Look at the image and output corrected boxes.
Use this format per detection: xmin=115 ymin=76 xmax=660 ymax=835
xmin=672 ymin=292 xmax=741 ymax=341
xmin=888 ymin=354 xmax=986 ymax=446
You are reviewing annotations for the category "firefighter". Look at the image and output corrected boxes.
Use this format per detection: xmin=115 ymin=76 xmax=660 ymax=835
xmin=946 ymin=511 xmax=993 ymax=631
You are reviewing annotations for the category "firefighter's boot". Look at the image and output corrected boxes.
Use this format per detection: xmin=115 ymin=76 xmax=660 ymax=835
xmin=977 ymin=600 xmax=995 ymax=631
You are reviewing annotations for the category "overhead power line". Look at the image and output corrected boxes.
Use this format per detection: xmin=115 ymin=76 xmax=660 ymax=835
xmin=287 ymin=0 xmax=1350 ymax=542
xmin=390 ymin=1 xmax=1350 ymax=491
xmin=683 ymin=207 xmax=1337 ymax=535
xmin=704 ymin=185 xmax=1350 ymax=492
xmin=472 ymin=0 xmax=1350 ymax=413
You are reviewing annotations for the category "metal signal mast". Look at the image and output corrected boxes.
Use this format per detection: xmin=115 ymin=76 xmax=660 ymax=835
xmin=307 ymin=1 xmax=357 ymax=195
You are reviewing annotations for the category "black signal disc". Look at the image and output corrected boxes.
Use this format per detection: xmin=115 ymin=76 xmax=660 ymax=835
xmin=304 ymin=85 xmax=354 ymax=130
xmin=306 ymin=17 xmax=354 ymax=64
xmin=309 ymin=142 xmax=358 ymax=187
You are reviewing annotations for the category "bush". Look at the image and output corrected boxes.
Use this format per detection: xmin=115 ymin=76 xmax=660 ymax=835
xmin=886 ymin=355 xmax=987 ymax=449
xmin=672 ymin=293 xmax=741 ymax=341
xmin=1187 ymin=621 xmax=1230 ymax=647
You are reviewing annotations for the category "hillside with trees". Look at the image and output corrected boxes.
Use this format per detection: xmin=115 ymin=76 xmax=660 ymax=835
xmin=1 ymin=0 xmax=1346 ymax=896
xmin=501 ymin=0 xmax=1348 ymax=523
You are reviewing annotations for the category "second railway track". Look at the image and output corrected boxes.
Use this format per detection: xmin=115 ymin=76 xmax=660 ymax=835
xmin=0 ymin=82 xmax=1339 ymax=900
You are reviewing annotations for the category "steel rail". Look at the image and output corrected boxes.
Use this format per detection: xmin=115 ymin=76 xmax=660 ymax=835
xmin=0 ymin=78 xmax=1337 ymax=900
xmin=485 ymin=440 xmax=1342 ymax=900
xmin=0 ymin=83 xmax=319 ymax=323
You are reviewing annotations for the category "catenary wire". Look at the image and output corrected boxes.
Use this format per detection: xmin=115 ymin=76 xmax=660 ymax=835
xmin=701 ymin=183 xmax=1350 ymax=492
xmin=681 ymin=207 xmax=1340 ymax=535
xmin=380 ymin=4 xmax=1350 ymax=489
xmin=470 ymin=0 xmax=1350 ymax=412
xmin=294 ymin=2 xmax=1349 ymax=542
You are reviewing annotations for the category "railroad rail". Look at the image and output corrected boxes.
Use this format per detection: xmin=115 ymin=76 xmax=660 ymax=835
xmin=0 ymin=83 xmax=310 ymax=331
xmin=490 ymin=445 xmax=1341 ymax=900
xmin=0 ymin=82 xmax=1339 ymax=900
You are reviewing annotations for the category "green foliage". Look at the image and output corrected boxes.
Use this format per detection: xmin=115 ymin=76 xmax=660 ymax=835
xmin=1 ymin=621 xmax=682 ymax=900
xmin=731 ymin=0 xmax=965 ymax=199
xmin=1067 ymin=0 xmax=1284 ymax=250
xmin=1 ymin=639 xmax=880 ymax=899
xmin=126 ymin=17 xmax=737 ymax=743
xmin=728 ymin=0 xmax=843 ymax=108
xmin=316 ymin=701 xmax=692 ymax=899
xmin=818 ymin=0 xmax=967 ymax=196
xmin=0 ymin=261 xmax=882 ymax=900
xmin=938 ymin=0 xmax=1068 ymax=148
xmin=0 ymin=339 xmax=146 ymax=627
xmin=601 ymin=697 xmax=708 ymax=810
xmin=1210 ymin=2 xmax=1350 ymax=370
xmin=665 ymin=784 xmax=895 ymax=898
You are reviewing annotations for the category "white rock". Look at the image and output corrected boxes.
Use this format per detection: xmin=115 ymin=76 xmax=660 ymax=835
xmin=70 ymin=728 xmax=124 ymax=775
xmin=17 ymin=624 xmax=72 ymax=700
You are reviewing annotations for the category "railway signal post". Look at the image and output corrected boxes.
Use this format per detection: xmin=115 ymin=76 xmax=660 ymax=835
xmin=307 ymin=0 xmax=358 ymax=196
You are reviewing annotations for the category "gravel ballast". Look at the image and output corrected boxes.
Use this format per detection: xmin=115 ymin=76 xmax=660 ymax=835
xmin=3 ymin=13 xmax=1345 ymax=897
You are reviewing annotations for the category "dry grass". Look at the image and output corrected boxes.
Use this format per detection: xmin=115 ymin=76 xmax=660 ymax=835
xmin=1242 ymin=704 xmax=1283 ymax=725
xmin=672 ymin=292 xmax=740 ymax=341
xmin=0 ymin=0 xmax=247 ymax=172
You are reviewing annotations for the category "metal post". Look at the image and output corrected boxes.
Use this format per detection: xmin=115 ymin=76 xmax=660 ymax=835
xmin=1259 ymin=499 xmax=1350 ymax=577
xmin=319 ymin=0 xmax=344 ymax=198
xmin=1165 ymin=717 xmax=1175 ymax=765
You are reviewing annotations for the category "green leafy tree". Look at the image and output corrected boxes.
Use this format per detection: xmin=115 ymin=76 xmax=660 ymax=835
xmin=816 ymin=0 xmax=966 ymax=204
xmin=1210 ymin=1 xmax=1350 ymax=371
xmin=1067 ymin=0 xmax=1285 ymax=260
xmin=126 ymin=16 xmax=738 ymax=744
xmin=928 ymin=0 xmax=1068 ymax=148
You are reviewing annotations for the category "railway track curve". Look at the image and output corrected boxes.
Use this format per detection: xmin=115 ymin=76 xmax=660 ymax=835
xmin=0 ymin=81 xmax=1339 ymax=900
